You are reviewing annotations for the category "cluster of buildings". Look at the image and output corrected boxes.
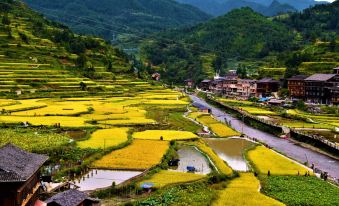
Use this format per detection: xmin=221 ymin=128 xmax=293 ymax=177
xmin=288 ymin=68 xmax=339 ymax=104
xmin=185 ymin=68 xmax=339 ymax=105
xmin=188 ymin=70 xmax=280 ymax=100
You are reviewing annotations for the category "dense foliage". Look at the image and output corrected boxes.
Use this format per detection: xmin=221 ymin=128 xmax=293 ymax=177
xmin=176 ymin=0 xmax=297 ymax=16
xmin=141 ymin=8 xmax=295 ymax=83
xmin=278 ymin=1 xmax=339 ymax=41
xmin=23 ymin=0 xmax=210 ymax=41
xmin=262 ymin=176 xmax=339 ymax=206
xmin=135 ymin=182 xmax=216 ymax=206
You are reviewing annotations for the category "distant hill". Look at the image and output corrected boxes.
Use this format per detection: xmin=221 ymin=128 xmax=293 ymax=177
xmin=23 ymin=0 xmax=211 ymax=42
xmin=176 ymin=0 xmax=328 ymax=16
xmin=140 ymin=1 xmax=339 ymax=83
xmin=140 ymin=8 xmax=295 ymax=83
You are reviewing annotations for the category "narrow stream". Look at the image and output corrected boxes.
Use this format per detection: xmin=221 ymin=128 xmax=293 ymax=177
xmin=204 ymin=138 xmax=254 ymax=171
xmin=73 ymin=170 xmax=142 ymax=191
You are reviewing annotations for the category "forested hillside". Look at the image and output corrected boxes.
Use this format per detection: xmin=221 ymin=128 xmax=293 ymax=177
xmin=23 ymin=0 xmax=211 ymax=42
xmin=176 ymin=0 xmax=325 ymax=16
xmin=140 ymin=1 xmax=339 ymax=83
xmin=140 ymin=8 xmax=295 ymax=83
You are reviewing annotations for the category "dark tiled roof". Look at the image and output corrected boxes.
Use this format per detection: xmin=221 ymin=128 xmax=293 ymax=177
xmin=288 ymin=75 xmax=308 ymax=81
xmin=201 ymin=80 xmax=211 ymax=83
xmin=258 ymin=78 xmax=280 ymax=83
xmin=0 ymin=144 xmax=48 ymax=182
xmin=45 ymin=190 xmax=97 ymax=206
xmin=305 ymin=74 xmax=336 ymax=81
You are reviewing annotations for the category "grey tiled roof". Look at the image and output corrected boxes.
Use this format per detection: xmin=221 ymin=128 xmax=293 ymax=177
xmin=45 ymin=190 xmax=98 ymax=206
xmin=305 ymin=74 xmax=336 ymax=81
xmin=0 ymin=144 xmax=48 ymax=182
xmin=287 ymin=75 xmax=308 ymax=81
xmin=258 ymin=78 xmax=280 ymax=83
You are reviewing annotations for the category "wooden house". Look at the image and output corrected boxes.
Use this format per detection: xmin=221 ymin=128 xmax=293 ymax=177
xmin=305 ymin=74 xmax=338 ymax=104
xmin=287 ymin=75 xmax=307 ymax=99
xmin=0 ymin=144 xmax=48 ymax=206
xmin=184 ymin=79 xmax=194 ymax=88
xmin=45 ymin=189 xmax=100 ymax=206
xmin=199 ymin=80 xmax=212 ymax=91
xmin=256 ymin=78 xmax=280 ymax=97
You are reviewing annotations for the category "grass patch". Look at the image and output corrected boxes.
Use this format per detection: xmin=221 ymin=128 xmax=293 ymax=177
xmin=262 ymin=176 xmax=339 ymax=206
xmin=0 ymin=128 xmax=69 ymax=153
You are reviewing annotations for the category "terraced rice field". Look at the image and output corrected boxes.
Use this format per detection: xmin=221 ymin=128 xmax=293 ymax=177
xmin=213 ymin=173 xmax=285 ymax=206
xmin=239 ymin=106 xmax=277 ymax=115
xmin=0 ymin=129 xmax=69 ymax=152
xmin=77 ymin=128 xmax=130 ymax=149
xmin=191 ymin=113 xmax=240 ymax=137
xmin=133 ymin=130 xmax=198 ymax=141
xmin=92 ymin=139 xmax=169 ymax=170
xmin=247 ymin=146 xmax=312 ymax=175
xmin=140 ymin=170 xmax=204 ymax=188
xmin=0 ymin=115 xmax=89 ymax=127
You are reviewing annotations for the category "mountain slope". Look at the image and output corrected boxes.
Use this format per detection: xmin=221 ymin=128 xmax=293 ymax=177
xmin=140 ymin=8 xmax=295 ymax=83
xmin=177 ymin=0 xmax=327 ymax=16
xmin=23 ymin=0 xmax=211 ymax=42
xmin=0 ymin=0 xmax=132 ymax=96
xmin=140 ymin=1 xmax=339 ymax=83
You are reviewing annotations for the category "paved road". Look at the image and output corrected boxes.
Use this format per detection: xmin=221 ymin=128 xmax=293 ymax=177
xmin=190 ymin=95 xmax=339 ymax=179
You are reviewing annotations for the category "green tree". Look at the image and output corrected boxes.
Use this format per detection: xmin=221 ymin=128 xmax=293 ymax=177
xmin=2 ymin=14 xmax=10 ymax=25
xmin=236 ymin=64 xmax=247 ymax=78
xmin=76 ymin=54 xmax=87 ymax=69
xmin=212 ymin=54 xmax=222 ymax=72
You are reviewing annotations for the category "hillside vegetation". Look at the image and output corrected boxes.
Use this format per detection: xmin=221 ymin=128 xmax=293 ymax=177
xmin=140 ymin=1 xmax=339 ymax=83
xmin=0 ymin=0 xmax=137 ymax=97
xmin=140 ymin=8 xmax=295 ymax=83
xmin=177 ymin=0 xmax=297 ymax=16
xmin=23 ymin=0 xmax=211 ymax=42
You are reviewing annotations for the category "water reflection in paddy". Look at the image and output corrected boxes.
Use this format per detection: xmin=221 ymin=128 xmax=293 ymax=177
xmin=204 ymin=138 xmax=254 ymax=171
xmin=74 ymin=170 xmax=142 ymax=191
xmin=172 ymin=146 xmax=211 ymax=175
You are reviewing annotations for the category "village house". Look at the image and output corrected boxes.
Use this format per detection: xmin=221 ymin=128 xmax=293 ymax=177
xmin=287 ymin=75 xmax=307 ymax=99
xmin=221 ymin=75 xmax=238 ymax=97
xmin=199 ymin=79 xmax=212 ymax=91
xmin=256 ymin=78 xmax=280 ymax=97
xmin=305 ymin=73 xmax=338 ymax=104
xmin=236 ymin=79 xmax=257 ymax=99
xmin=334 ymin=67 xmax=339 ymax=75
xmin=184 ymin=79 xmax=194 ymax=88
xmin=0 ymin=144 xmax=48 ymax=206
xmin=209 ymin=79 xmax=224 ymax=94
xmin=45 ymin=189 xmax=100 ymax=206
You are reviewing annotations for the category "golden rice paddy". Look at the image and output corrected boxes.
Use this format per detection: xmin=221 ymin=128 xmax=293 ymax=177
xmin=77 ymin=128 xmax=129 ymax=149
xmin=247 ymin=146 xmax=312 ymax=176
xmin=140 ymin=170 xmax=204 ymax=188
xmin=92 ymin=139 xmax=169 ymax=170
xmin=213 ymin=173 xmax=285 ymax=206
xmin=133 ymin=130 xmax=198 ymax=141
